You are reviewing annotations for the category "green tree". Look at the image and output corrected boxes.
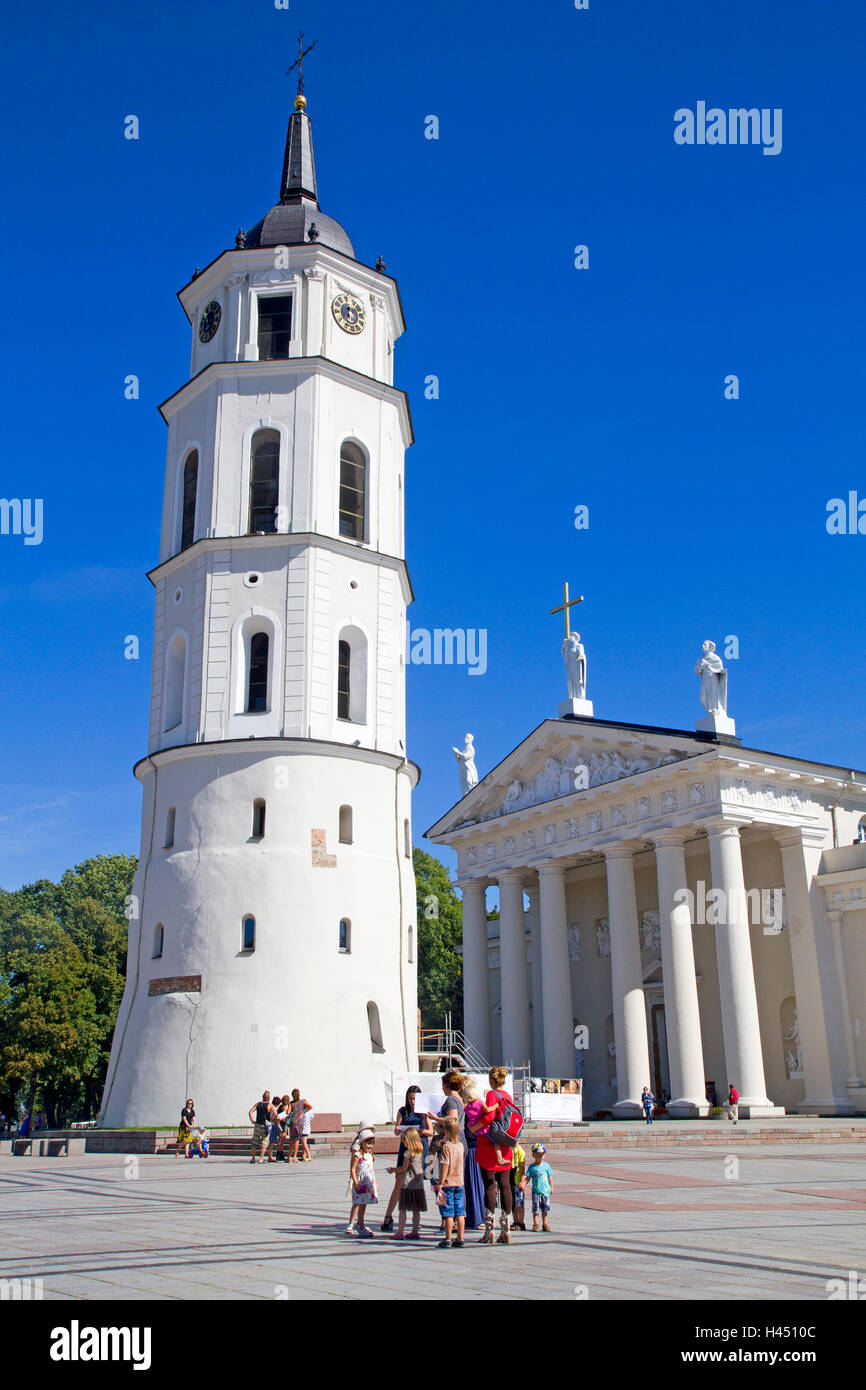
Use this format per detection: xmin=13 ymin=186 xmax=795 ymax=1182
xmin=0 ymin=854 xmax=135 ymax=1126
xmin=413 ymin=848 xmax=463 ymax=1029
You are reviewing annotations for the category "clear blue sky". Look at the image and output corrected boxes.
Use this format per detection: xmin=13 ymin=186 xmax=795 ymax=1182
xmin=1 ymin=0 xmax=865 ymax=888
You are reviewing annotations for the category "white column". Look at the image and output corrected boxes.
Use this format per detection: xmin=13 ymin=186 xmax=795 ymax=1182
xmin=459 ymin=879 xmax=491 ymax=1062
xmin=652 ymin=831 xmax=709 ymax=1116
xmin=497 ymin=870 xmax=532 ymax=1066
xmin=827 ymin=908 xmax=863 ymax=1089
xmin=705 ymin=820 xmax=777 ymax=1115
xmin=526 ymin=882 xmax=546 ymax=1075
xmin=537 ymin=864 xmax=576 ymax=1079
xmin=775 ymin=829 xmax=854 ymax=1115
xmin=602 ymin=844 xmax=651 ymax=1118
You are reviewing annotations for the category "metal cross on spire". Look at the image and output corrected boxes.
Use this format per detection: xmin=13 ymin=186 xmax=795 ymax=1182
xmin=286 ymin=30 xmax=318 ymax=96
xmin=550 ymin=581 xmax=584 ymax=639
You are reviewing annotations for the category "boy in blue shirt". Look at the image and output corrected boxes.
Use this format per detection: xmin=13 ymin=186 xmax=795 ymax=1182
xmin=527 ymin=1143 xmax=554 ymax=1232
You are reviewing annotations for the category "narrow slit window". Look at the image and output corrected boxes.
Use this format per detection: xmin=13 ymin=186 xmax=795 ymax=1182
xmin=367 ymin=1000 xmax=384 ymax=1053
xmin=247 ymin=632 xmax=269 ymax=712
xmin=257 ymin=294 xmax=293 ymax=361
xmin=337 ymin=640 xmax=351 ymax=720
xmin=339 ymin=442 xmax=366 ymax=540
xmin=241 ymin=915 xmax=256 ymax=952
xmin=339 ymin=918 xmax=351 ymax=953
xmin=164 ymin=807 xmax=176 ymax=850
xmin=408 ymin=923 xmax=414 ymax=963
xmin=180 ymin=450 xmax=198 ymax=551
xmin=252 ymin=799 xmax=266 ymax=839
xmin=339 ymin=805 xmax=353 ymax=844
xmin=248 ymin=430 xmax=280 ymax=534
xmin=152 ymin=923 xmax=164 ymax=960
xmin=404 ymin=818 xmax=411 ymax=858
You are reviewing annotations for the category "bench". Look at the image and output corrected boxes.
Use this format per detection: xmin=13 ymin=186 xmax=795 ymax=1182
xmin=11 ymin=1136 xmax=86 ymax=1157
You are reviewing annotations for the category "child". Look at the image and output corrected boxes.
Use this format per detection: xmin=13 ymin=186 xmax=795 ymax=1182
xmin=510 ymin=1141 xmax=527 ymax=1230
xmin=386 ymin=1127 xmax=427 ymax=1240
xmin=526 ymin=1143 xmax=554 ymax=1233
xmin=435 ymin=1117 xmax=466 ymax=1249
xmin=467 ymin=1105 xmax=509 ymax=1168
xmin=347 ymin=1130 xmax=378 ymax=1237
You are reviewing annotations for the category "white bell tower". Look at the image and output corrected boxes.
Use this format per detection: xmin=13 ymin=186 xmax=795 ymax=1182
xmin=101 ymin=86 xmax=419 ymax=1126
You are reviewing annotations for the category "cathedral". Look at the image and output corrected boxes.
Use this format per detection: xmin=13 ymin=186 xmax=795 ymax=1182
xmin=101 ymin=82 xmax=418 ymax=1126
xmin=427 ymin=647 xmax=866 ymax=1119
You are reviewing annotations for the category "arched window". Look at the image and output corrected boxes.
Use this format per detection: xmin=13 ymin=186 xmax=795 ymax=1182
xmin=408 ymin=923 xmax=414 ymax=963
xmin=252 ymin=799 xmax=266 ymax=839
xmin=404 ymin=819 xmax=411 ymax=859
xmin=339 ymin=805 xmax=353 ymax=844
xmin=336 ymin=626 xmax=367 ymax=724
xmin=164 ymin=634 xmax=187 ymax=732
xmin=180 ymin=450 xmax=198 ymax=551
xmin=257 ymin=294 xmax=293 ymax=360
xmin=339 ymin=441 xmax=366 ymax=540
xmin=152 ymin=923 xmax=164 ymax=960
xmin=247 ymin=632 xmax=269 ymax=712
xmin=339 ymin=918 xmax=351 ymax=953
xmin=164 ymin=808 xmax=176 ymax=850
xmin=367 ymin=1001 xmax=384 ymax=1053
xmin=248 ymin=429 xmax=280 ymax=535
xmin=241 ymin=915 xmax=256 ymax=952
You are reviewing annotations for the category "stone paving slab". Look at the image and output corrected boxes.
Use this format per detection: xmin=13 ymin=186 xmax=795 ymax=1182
xmin=1 ymin=1142 xmax=864 ymax=1301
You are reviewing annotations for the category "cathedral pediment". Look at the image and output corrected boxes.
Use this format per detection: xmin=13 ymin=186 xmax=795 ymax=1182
xmin=430 ymin=718 xmax=706 ymax=836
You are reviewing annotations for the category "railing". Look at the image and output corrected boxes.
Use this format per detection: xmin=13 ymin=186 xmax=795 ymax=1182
xmin=417 ymin=1013 xmax=490 ymax=1072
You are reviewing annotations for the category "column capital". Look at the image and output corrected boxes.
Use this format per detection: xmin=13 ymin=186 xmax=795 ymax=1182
xmin=650 ymin=828 xmax=689 ymax=850
xmin=455 ymin=877 xmax=490 ymax=894
xmin=496 ymin=868 xmax=528 ymax=887
xmin=773 ymin=826 xmax=827 ymax=851
xmin=598 ymin=839 xmax=640 ymax=862
xmin=536 ymin=862 xmax=567 ymax=881
xmin=826 ymin=906 xmax=843 ymax=926
xmin=700 ymin=816 xmax=748 ymax=840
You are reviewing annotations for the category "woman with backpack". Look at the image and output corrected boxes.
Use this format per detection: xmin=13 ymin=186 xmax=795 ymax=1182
xmin=472 ymin=1066 xmax=518 ymax=1245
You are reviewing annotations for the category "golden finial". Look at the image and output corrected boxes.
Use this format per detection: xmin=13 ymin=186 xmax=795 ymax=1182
xmin=294 ymin=94 xmax=307 ymax=112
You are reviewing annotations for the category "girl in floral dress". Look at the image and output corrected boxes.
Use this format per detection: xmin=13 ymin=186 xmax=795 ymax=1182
xmin=347 ymin=1130 xmax=378 ymax=1237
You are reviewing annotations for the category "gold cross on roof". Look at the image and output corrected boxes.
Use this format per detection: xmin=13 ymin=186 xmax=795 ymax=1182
xmin=550 ymin=581 xmax=584 ymax=639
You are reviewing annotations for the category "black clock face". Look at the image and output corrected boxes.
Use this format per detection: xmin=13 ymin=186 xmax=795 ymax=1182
xmin=331 ymin=292 xmax=366 ymax=335
xmin=199 ymin=300 xmax=222 ymax=343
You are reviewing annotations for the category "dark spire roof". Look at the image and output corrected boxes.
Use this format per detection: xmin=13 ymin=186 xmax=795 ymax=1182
xmin=243 ymin=95 xmax=355 ymax=259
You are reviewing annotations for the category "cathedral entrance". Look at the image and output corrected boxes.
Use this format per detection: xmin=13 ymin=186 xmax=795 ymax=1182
xmin=650 ymin=1003 xmax=671 ymax=1103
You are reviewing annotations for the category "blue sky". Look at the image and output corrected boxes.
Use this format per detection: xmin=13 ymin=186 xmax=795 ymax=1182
xmin=1 ymin=0 xmax=865 ymax=888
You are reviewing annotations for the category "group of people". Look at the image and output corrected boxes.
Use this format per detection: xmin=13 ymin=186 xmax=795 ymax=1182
xmin=640 ymin=1084 xmax=741 ymax=1124
xmin=248 ymin=1089 xmax=314 ymax=1164
xmin=346 ymin=1066 xmax=555 ymax=1247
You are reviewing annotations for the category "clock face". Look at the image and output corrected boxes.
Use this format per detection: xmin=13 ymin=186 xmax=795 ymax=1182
xmin=198 ymin=300 xmax=222 ymax=343
xmin=331 ymin=292 xmax=366 ymax=335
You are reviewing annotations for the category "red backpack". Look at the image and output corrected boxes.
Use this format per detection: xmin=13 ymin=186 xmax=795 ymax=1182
xmin=486 ymin=1090 xmax=524 ymax=1148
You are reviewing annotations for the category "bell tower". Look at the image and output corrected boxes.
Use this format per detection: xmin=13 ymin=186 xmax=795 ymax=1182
xmin=101 ymin=79 xmax=419 ymax=1126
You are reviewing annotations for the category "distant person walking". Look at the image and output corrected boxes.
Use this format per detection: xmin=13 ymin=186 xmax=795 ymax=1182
xmin=727 ymin=1085 xmax=739 ymax=1125
xmin=177 ymin=1098 xmax=196 ymax=1158
xmin=641 ymin=1086 xmax=655 ymax=1125
xmin=249 ymin=1091 xmax=275 ymax=1165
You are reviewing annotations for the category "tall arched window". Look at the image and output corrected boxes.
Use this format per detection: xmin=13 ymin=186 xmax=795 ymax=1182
xmin=152 ymin=923 xmax=164 ymax=960
xmin=252 ymin=799 xmax=266 ymax=839
xmin=164 ymin=634 xmax=187 ymax=732
xmin=180 ymin=450 xmax=198 ymax=551
xmin=408 ymin=923 xmax=414 ymax=964
xmin=404 ymin=819 xmax=411 ymax=858
xmin=339 ymin=805 xmax=353 ymax=844
xmin=248 ymin=429 xmax=280 ymax=535
xmin=336 ymin=626 xmax=367 ymax=724
xmin=367 ymin=1001 xmax=384 ymax=1053
xmin=339 ymin=918 xmax=351 ymax=953
xmin=339 ymin=441 xmax=366 ymax=540
xmin=247 ymin=633 xmax=269 ymax=712
xmin=241 ymin=915 xmax=256 ymax=952
xmin=164 ymin=808 xmax=176 ymax=850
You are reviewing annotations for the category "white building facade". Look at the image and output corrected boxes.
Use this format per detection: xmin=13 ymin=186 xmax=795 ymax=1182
xmin=427 ymin=716 xmax=866 ymax=1119
xmin=101 ymin=94 xmax=419 ymax=1127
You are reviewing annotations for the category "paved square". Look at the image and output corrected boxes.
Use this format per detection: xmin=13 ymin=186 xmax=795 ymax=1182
xmin=2 ymin=1142 xmax=864 ymax=1301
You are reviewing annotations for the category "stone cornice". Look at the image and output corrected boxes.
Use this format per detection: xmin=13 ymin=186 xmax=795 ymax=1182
xmin=134 ymin=737 xmax=421 ymax=786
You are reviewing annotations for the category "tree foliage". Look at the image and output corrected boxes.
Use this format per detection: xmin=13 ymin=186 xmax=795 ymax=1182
xmin=0 ymin=854 xmax=135 ymax=1127
xmin=413 ymin=848 xmax=463 ymax=1030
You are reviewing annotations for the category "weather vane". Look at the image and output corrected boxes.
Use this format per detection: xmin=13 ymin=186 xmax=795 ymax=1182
xmin=286 ymin=30 xmax=317 ymax=97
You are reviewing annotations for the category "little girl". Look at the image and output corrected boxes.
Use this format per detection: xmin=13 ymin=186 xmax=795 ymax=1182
xmin=347 ymin=1130 xmax=378 ymax=1237
xmin=386 ymin=1127 xmax=427 ymax=1239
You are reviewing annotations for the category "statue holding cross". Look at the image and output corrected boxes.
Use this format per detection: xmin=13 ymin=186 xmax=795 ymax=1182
xmin=550 ymin=581 xmax=594 ymax=717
